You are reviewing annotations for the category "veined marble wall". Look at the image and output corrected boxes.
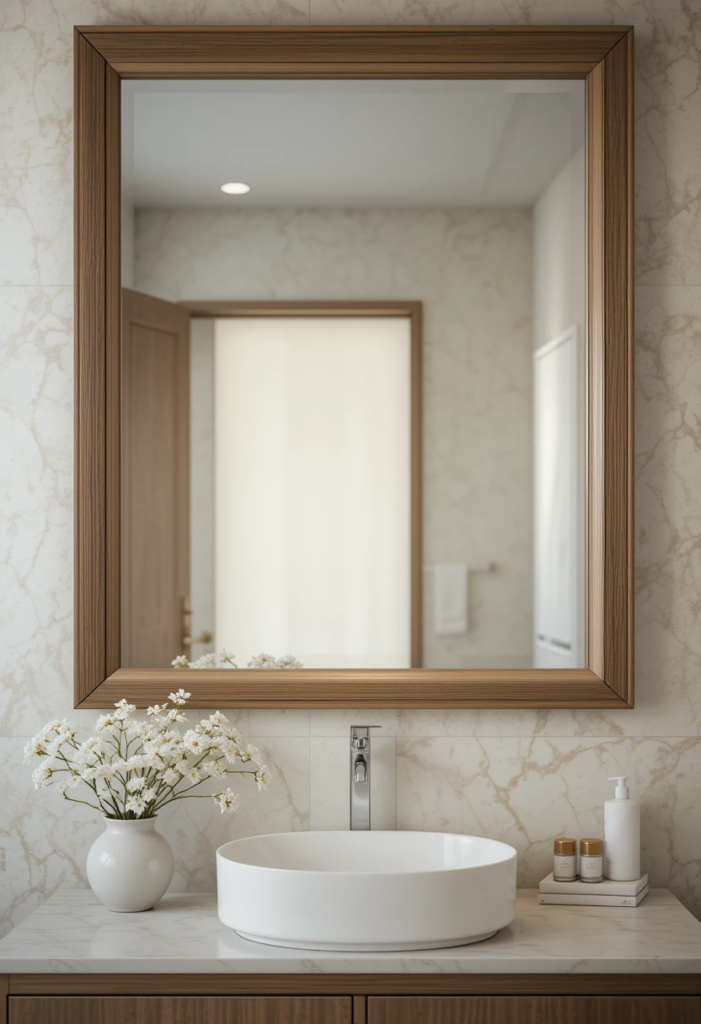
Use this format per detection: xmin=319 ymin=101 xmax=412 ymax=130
xmin=1 ymin=0 xmax=700 ymax=936
xmin=134 ymin=206 xmax=534 ymax=670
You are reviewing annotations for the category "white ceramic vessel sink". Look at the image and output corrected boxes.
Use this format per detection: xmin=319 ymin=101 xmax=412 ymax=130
xmin=217 ymin=831 xmax=517 ymax=951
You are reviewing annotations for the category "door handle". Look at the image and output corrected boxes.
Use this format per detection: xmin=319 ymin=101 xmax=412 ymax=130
xmin=181 ymin=596 xmax=213 ymax=657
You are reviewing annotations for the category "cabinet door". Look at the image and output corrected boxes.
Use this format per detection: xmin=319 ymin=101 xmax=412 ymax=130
xmin=10 ymin=995 xmax=352 ymax=1024
xmin=368 ymin=996 xmax=700 ymax=1024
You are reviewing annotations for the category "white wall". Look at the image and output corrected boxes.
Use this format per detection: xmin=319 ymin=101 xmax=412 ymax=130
xmin=533 ymin=147 xmax=586 ymax=351
xmin=532 ymin=148 xmax=587 ymax=667
xmin=135 ymin=206 xmax=534 ymax=669
xmin=1 ymin=0 xmax=701 ymax=936
xmin=189 ymin=318 xmax=215 ymax=661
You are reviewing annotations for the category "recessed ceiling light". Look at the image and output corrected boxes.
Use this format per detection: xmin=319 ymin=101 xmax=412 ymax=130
xmin=220 ymin=182 xmax=251 ymax=195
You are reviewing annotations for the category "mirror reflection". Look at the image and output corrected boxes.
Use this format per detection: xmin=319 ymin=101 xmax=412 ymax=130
xmin=120 ymin=79 xmax=586 ymax=672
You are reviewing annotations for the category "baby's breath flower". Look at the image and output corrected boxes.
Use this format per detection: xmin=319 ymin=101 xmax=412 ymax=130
xmin=183 ymin=730 xmax=210 ymax=754
xmin=96 ymin=714 xmax=117 ymax=731
xmin=114 ymin=699 xmax=136 ymax=721
xmin=25 ymin=690 xmax=270 ymax=819
xmin=23 ymin=738 xmax=44 ymax=763
xmin=126 ymin=754 xmax=150 ymax=770
xmin=32 ymin=761 xmax=56 ymax=789
xmin=127 ymin=721 xmax=153 ymax=740
xmin=218 ymin=739 xmax=241 ymax=764
xmin=168 ymin=689 xmax=191 ymax=704
xmin=125 ymin=795 xmax=146 ymax=817
xmin=275 ymin=655 xmax=303 ymax=669
xmin=189 ymin=652 xmax=219 ymax=669
xmin=248 ymin=653 xmax=277 ymax=669
xmin=214 ymin=788 xmax=239 ymax=814
xmin=239 ymin=744 xmax=260 ymax=764
xmin=80 ymin=736 xmax=106 ymax=756
xmin=56 ymin=775 xmax=80 ymax=795
xmin=171 ymin=655 xmax=189 ymax=669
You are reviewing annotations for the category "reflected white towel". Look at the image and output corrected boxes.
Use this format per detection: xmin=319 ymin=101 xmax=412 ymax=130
xmin=434 ymin=564 xmax=467 ymax=634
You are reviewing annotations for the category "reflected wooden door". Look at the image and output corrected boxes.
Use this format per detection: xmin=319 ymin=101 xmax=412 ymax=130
xmin=121 ymin=288 xmax=191 ymax=668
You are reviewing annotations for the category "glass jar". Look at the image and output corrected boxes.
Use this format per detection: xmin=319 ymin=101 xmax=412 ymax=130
xmin=579 ymin=838 xmax=604 ymax=882
xmin=553 ymin=838 xmax=577 ymax=882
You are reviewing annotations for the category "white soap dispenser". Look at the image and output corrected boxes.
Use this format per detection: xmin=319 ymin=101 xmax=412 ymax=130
xmin=604 ymin=776 xmax=641 ymax=881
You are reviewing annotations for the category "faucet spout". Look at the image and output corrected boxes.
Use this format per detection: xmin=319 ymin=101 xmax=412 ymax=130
xmin=350 ymin=725 xmax=381 ymax=830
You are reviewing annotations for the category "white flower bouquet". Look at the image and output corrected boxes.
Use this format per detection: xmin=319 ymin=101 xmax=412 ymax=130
xmin=23 ymin=689 xmax=270 ymax=819
xmin=172 ymin=648 xmax=303 ymax=670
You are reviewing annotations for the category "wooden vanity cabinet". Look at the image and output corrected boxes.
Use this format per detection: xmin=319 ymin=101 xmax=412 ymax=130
xmin=7 ymin=996 xmax=351 ymax=1024
xmin=369 ymin=996 xmax=701 ymax=1024
xmin=3 ymin=978 xmax=700 ymax=1024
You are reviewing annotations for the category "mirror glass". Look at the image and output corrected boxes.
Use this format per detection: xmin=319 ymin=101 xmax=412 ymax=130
xmin=120 ymin=79 xmax=586 ymax=672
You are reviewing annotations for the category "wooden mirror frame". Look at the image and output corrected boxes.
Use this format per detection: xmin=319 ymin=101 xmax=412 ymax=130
xmin=74 ymin=25 xmax=633 ymax=710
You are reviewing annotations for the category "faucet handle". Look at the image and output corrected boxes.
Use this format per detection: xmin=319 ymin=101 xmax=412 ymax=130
xmin=350 ymin=724 xmax=382 ymax=749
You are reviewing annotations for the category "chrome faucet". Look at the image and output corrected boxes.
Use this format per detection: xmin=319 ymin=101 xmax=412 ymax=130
xmin=350 ymin=725 xmax=381 ymax=830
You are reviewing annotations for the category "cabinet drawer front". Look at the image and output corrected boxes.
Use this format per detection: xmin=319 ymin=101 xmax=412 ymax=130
xmin=368 ymin=996 xmax=701 ymax=1024
xmin=9 ymin=995 xmax=352 ymax=1024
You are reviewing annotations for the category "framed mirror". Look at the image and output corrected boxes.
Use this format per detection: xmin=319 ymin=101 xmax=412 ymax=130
xmin=74 ymin=25 xmax=633 ymax=709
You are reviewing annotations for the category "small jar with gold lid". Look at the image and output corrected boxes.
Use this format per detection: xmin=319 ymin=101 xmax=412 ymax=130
xmin=579 ymin=838 xmax=604 ymax=882
xmin=553 ymin=838 xmax=577 ymax=881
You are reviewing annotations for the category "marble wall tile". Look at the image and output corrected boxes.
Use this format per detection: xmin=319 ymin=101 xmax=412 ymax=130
xmin=0 ymin=736 xmax=98 ymax=937
xmin=2 ymin=0 xmax=701 ymax=938
xmin=0 ymin=287 xmax=87 ymax=738
xmin=396 ymin=735 xmax=701 ymax=915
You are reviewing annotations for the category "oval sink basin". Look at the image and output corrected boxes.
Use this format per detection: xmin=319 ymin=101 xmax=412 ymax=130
xmin=217 ymin=831 xmax=517 ymax=951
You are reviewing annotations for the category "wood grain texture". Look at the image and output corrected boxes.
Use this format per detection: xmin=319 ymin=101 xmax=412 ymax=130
xmin=78 ymin=668 xmax=626 ymax=710
xmin=600 ymin=33 xmax=635 ymax=705
xmin=182 ymin=300 xmax=421 ymax=318
xmin=354 ymin=995 xmax=367 ymax=1024
xmin=105 ymin=64 xmax=121 ymax=678
xmin=8 ymin=996 xmax=351 ymax=1024
xmin=74 ymin=31 xmax=107 ymax=704
xmin=74 ymin=25 xmax=634 ymax=709
xmin=120 ymin=289 xmax=191 ymax=668
xmin=8 ymin=976 xmax=701 ymax=997
xmin=367 ymin=996 xmax=700 ymax=1024
xmin=586 ymin=58 xmax=605 ymax=683
xmin=77 ymin=26 xmax=630 ymax=79
xmin=410 ymin=303 xmax=423 ymax=669
xmin=0 ymin=976 xmax=7 ymax=1024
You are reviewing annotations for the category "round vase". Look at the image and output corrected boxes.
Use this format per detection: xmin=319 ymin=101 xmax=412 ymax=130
xmin=86 ymin=817 xmax=174 ymax=912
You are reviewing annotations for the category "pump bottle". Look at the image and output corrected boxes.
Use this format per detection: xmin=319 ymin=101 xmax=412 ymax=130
xmin=604 ymin=776 xmax=641 ymax=881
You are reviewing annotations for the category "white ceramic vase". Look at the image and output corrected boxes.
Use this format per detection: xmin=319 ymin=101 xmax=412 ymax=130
xmin=86 ymin=817 xmax=174 ymax=912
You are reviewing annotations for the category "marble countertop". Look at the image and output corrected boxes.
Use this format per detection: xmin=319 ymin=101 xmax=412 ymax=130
xmin=0 ymin=888 xmax=699 ymax=975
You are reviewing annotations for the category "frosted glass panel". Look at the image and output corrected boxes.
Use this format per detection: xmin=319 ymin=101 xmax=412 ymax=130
xmin=214 ymin=317 xmax=411 ymax=668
